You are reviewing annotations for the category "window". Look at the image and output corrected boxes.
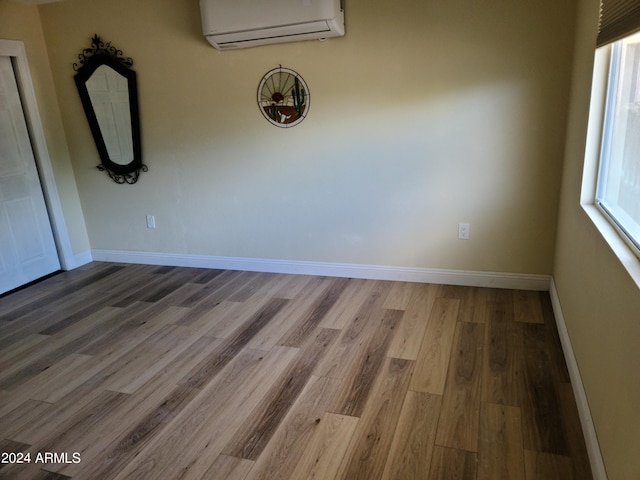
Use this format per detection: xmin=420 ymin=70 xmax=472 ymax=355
xmin=596 ymin=32 xmax=640 ymax=256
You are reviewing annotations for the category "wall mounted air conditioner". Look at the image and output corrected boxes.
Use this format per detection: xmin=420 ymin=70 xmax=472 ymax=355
xmin=200 ymin=0 xmax=345 ymax=50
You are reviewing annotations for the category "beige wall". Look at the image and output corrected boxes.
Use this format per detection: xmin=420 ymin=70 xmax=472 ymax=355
xmin=37 ymin=0 xmax=576 ymax=274
xmin=0 ymin=0 xmax=90 ymax=258
xmin=554 ymin=0 xmax=640 ymax=478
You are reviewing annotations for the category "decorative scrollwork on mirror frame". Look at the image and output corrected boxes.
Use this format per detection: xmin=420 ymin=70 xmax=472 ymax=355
xmin=73 ymin=34 xmax=147 ymax=184
xmin=73 ymin=34 xmax=133 ymax=72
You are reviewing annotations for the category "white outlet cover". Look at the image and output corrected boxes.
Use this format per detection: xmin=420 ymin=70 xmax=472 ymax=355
xmin=458 ymin=223 xmax=470 ymax=239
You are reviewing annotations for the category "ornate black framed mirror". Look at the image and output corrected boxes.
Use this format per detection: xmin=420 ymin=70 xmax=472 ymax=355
xmin=73 ymin=35 xmax=146 ymax=184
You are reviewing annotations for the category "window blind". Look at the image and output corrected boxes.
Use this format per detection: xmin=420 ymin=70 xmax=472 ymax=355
xmin=598 ymin=0 xmax=640 ymax=46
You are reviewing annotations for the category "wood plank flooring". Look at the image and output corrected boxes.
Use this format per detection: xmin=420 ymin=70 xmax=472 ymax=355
xmin=0 ymin=263 xmax=593 ymax=479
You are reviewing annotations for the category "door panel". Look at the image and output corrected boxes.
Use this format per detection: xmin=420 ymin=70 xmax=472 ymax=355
xmin=0 ymin=55 xmax=60 ymax=294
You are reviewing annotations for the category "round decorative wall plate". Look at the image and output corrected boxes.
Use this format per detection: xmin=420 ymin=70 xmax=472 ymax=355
xmin=257 ymin=66 xmax=309 ymax=127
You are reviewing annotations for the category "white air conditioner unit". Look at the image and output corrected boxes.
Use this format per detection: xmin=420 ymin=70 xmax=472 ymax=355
xmin=200 ymin=0 xmax=345 ymax=50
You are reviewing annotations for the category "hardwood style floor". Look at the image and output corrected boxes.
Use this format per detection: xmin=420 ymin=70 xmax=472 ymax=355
xmin=0 ymin=263 xmax=592 ymax=479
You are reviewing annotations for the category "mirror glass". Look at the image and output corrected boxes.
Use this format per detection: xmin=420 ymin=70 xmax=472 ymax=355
xmin=85 ymin=64 xmax=133 ymax=166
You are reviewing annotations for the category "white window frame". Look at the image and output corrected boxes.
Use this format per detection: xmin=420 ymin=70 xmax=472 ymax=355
xmin=581 ymin=37 xmax=640 ymax=288
xmin=595 ymin=34 xmax=640 ymax=257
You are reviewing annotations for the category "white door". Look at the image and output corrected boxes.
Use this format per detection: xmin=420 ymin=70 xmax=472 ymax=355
xmin=0 ymin=55 xmax=60 ymax=294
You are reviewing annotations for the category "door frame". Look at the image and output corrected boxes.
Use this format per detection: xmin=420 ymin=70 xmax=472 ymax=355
xmin=0 ymin=39 xmax=74 ymax=270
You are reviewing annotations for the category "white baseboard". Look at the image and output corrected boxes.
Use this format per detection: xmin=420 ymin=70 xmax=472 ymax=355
xmin=549 ymin=279 xmax=608 ymax=480
xmin=71 ymin=250 xmax=93 ymax=269
xmin=59 ymin=249 xmax=93 ymax=270
xmin=90 ymin=249 xmax=551 ymax=290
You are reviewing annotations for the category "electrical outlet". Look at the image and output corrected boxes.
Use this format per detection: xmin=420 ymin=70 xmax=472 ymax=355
xmin=146 ymin=215 xmax=156 ymax=229
xmin=458 ymin=223 xmax=470 ymax=240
